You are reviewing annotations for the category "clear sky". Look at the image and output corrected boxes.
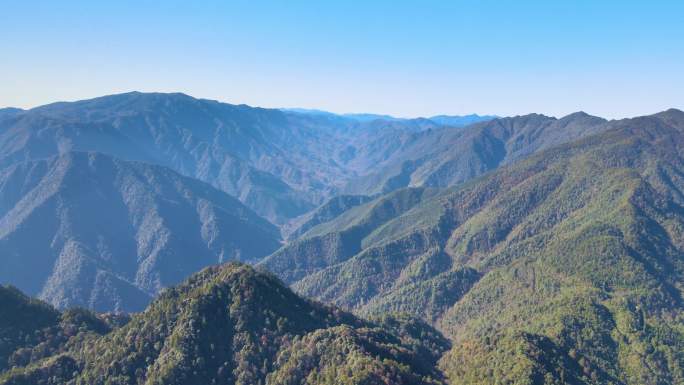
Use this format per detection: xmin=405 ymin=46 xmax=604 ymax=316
xmin=2 ymin=0 xmax=683 ymax=118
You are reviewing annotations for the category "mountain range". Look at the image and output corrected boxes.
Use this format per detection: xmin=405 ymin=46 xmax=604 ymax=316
xmin=1 ymin=92 xmax=683 ymax=384
xmin=0 ymin=93 xmax=498 ymax=225
xmin=280 ymin=108 xmax=496 ymax=127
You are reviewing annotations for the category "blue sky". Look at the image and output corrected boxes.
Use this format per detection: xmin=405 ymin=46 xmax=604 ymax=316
xmin=2 ymin=0 xmax=683 ymax=118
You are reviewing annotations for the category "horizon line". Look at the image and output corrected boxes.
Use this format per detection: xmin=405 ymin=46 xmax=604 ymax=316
xmin=2 ymin=90 xmax=682 ymax=122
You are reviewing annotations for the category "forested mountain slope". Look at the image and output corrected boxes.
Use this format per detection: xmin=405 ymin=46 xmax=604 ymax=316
xmin=265 ymin=109 xmax=684 ymax=384
xmin=0 ymin=151 xmax=280 ymax=312
xmin=0 ymin=263 xmax=449 ymax=385
xmin=0 ymin=284 xmax=130 ymax=377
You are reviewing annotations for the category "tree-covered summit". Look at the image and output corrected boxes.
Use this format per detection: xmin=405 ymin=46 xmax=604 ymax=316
xmin=0 ymin=263 xmax=449 ymax=385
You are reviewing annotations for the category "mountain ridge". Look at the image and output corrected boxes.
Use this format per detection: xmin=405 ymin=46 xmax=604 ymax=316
xmin=1 ymin=92 xmax=625 ymax=226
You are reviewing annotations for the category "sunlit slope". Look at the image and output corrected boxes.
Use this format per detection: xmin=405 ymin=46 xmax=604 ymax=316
xmin=268 ymin=109 xmax=684 ymax=384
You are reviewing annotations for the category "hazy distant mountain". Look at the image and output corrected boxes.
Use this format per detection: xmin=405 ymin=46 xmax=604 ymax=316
xmin=0 ymin=151 xmax=280 ymax=311
xmin=0 ymin=93 xmax=597 ymax=226
xmin=0 ymin=93 xmax=471 ymax=225
xmin=0 ymin=92 xmax=345 ymax=223
xmin=0 ymin=108 xmax=22 ymax=120
xmin=0 ymin=263 xmax=450 ymax=385
xmin=343 ymin=113 xmax=404 ymax=122
xmin=428 ymin=114 xmax=497 ymax=126
xmin=263 ymin=109 xmax=684 ymax=384
xmin=279 ymin=107 xmax=339 ymax=116
xmin=283 ymin=108 xmax=496 ymax=127
xmin=281 ymin=108 xmax=405 ymax=122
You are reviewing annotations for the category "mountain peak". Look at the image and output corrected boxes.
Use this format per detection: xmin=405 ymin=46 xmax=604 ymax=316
xmin=562 ymin=111 xmax=590 ymax=118
xmin=0 ymin=107 xmax=23 ymax=114
xmin=656 ymin=107 xmax=684 ymax=119
xmin=29 ymin=91 xmax=203 ymax=117
xmin=180 ymin=262 xmax=280 ymax=294
xmin=648 ymin=108 xmax=684 ymax=130
xmin=0 ymin=107 xmax=24 ymax=120
xmin=558 ymin=111 xmax=606 ymax=123
xmin=428 ymin=114 xmax=497 ymax=127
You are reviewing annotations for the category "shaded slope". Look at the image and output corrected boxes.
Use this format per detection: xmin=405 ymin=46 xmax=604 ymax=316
xmin=0 ymin=152 xmax=280 ymax=311
xmin=0 ymin=285 xmax=60 ymax=372
xmin=0 ymin=285 xmax=124 ymax=374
